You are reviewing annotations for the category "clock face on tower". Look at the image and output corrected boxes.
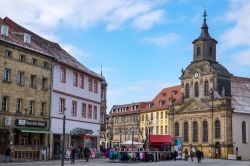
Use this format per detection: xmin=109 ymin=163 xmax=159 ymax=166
xmin=194 ymin=72 xmax=199 ymax=79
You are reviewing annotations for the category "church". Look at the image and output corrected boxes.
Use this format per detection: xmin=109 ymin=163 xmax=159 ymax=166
xmin=168 ymin=9 xmax=250 ymax=160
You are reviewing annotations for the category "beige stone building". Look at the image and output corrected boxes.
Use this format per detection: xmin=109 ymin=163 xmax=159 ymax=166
xmin=0 ymin=17 xmax=53 ymax=158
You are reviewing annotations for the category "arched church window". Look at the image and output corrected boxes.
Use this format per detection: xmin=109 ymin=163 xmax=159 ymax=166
xmin=193 ymin=121 xmax=198 ymax=142
xmin=242 ymin=121 xmax=247 ymax=143
xmin=204 ymin=81 xmax=209 ymax=96
xmin=203 ymin=121 xmax=208 ymax=142
xmin=184 ymin=122 xmax=189 ymax=142
xmin=209 ymin=47 xmax=213 ymax=56
xmin=185 ymin=83 xmax=190 ymax=98
xmin=175 ymin=122 xmax=179 ymax=137
xmin=197 ymin=47 xmax=201 ymax=56
xmin=215 ymin=120 xmax=220 ymax=139
xmin=195 ymin=82 xmax=199 ymax=97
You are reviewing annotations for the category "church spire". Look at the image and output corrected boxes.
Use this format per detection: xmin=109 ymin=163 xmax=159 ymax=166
xmin=199 ymin=6 xmax=211 ymax=39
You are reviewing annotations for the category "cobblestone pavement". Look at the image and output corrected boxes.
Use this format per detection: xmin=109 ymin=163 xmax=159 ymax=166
xmin=0 ymin=158 xmax=249 ymax=166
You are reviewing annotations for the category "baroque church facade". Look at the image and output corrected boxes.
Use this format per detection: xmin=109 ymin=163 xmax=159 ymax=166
xmin=169 ymin=10 xmax=235 ymax=159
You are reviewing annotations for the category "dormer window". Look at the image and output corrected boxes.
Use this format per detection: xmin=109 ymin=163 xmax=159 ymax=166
xmin=159 ymin=100 xmax=165 ymax=107
xmin=24 ymin=33 xmax=31 ymax=44
xmin=1 ymin=25 xmax=9 ymax=36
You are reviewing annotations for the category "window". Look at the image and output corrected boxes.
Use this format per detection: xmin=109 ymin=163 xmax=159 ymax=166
xmin=21 ymin=137 xmax=28 ymax=145
xmin=33 ymin=138 xmax=40 ymax=146
xmin=1 ymin=25 xmax=9 ymax=36
xmin=165 ymin=111 xmax=168 ymax=118
xmin=203 ymin=121 xmax=208 ymax=142
xmin=184 ymin=122 xmax=189 ymax=142
xmin=24 ymin=33 xmax=31 ymax=44
xmin=101 ymin=90 xmax=105 ymax=100
xmin=141 ymin=115 xmax=144 ymax=121
xmin=88 ymin=105 xmax=92 ymax=119
xmin=73 ymin=71 xmax=78 ymax=87
xmin=94 ymin=80 xmax=98 ymax=93
xmin=88 ymin=78 xmax=93 ymax=92
xmin=242 ymin=121 xmax=247 ymax=143
xmin=160 ymin=126 xmax=163 ymax=134
xmin=197 ymin=47 xmax=200 ymax=56
xmin=17 ymin=72 xmax=25 ymax=85
xmin=43 ymin=61 xmax=49 ymax=68
xmin=161 ymin=112 xmax=163 ymax=119
xmin=156 ymin=126 xmax=159 ymax=134
xmin=175 ymin=122 xmax=179 ymax=136
xmin=165 ymin=125 xmax=168 ymax=134
xmin=156 ymin=112 xmax=159 ymax=120
xmin=32 ymin=58 xmax=37 ymax=65
xmin=185 ymin=83 xmax=190 ymax=98
xmin=204 ymin=81 xmax=209 ymax=96
xmin=28 ymin=100 xmax=34 ymax=115
xmin=60 ymin=66 xmax=66 ymax=83
xmin=194 ymin=82 xmax=199 ymax=97
xmin=16 ymin=98 xmax=22 ymax=113
xmin=151 ymin=113 xmax=153 ymax=121
xmin=79 ymin=74 xmax=84 ymax=89
xmin=193 ymin=121 xmax=198 ymax=142
xmin=215 ymin=120 xmax=220 ymax=139
xmin=19 ymin=54 xmax=25 ymax=62
xmin=209 ymin=47 xmax=213 ymax=56
xmin=4 ymin=50 xmax=12 ymax=58
xmin=93 ymin=106 xmax=97 ymax=120
xmin=42 ymin=78 xmax=48 ymax=89
xmin=2 ymin=96 xmax=9 ymax=112
xmin=72 ymin=101 xmax=77 ymax=116
xmin=59 ymin=98 xmax=65 ymax=114
xmin=81 ymin=103 xmax=86 ymax=118
xmin=3 ymin=68 xmax=10 ymax=81
xmin=30 ymin=75 xmax=36 ymax=87
xmin=41 ymin=102 xmax=46 ymax=116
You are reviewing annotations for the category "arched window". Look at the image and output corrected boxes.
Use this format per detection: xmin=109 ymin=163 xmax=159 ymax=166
xmin=195 ymin=82 xmax=199 ymax=97
xmin=203 ymin=121 xmax=208 ymax=142
xmin=185 ymin=83 xmax=190 ymax=98
xmin=175 ymin=122 xmax=179 ymax=137
xmin=215 ymin=120 xmax=220 ymax=139
xmin=242 ymin=121 xmax=247 ymax=143
xmin=209 ymin=47 xmax=213 ymax=56
xmin=204 ymin=81 xmax=209 ymax=96
xmin=193 ymin=121 xmax=198 ymax=142
xmin=184 ymin=122 xmax=189 ymax=142
xmin=197 ymin=47 xmax=201 ymax=56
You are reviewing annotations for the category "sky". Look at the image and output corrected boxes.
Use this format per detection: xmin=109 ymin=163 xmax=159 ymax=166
xmin=1 ymin=0 xmax=250 ymax=112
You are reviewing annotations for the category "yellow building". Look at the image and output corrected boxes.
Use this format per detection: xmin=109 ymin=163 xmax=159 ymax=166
xmin=140 ymin=86 xmax=181 ymax=148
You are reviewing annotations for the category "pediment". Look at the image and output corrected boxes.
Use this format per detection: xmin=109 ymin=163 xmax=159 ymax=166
xmin=176 ymin=98 xmax=210 ymax=113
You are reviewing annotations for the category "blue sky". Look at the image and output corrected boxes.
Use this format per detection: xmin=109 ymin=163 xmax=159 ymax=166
xmin=1 ymin=0 xmax=250 ymax=112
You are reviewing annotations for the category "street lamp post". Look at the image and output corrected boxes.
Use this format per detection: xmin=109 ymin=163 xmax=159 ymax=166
xmin=61 ymin=108 xmax=66 ymax=166
xmin=132 ymin=129 xmax=134 ymax=151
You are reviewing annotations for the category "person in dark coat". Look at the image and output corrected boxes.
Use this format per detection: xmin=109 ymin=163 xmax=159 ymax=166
xmin=173 ymin=150 xmax=178 ymax=161
xmin=70 ymin=147 xmax=77 ymax=164
xmin=84 ymin=147 xmax=91 ymax=162
xmin=4 ymin=146 xmax=12 ymax=163
xmin=196 ymin=150 xmax=202 ymax=164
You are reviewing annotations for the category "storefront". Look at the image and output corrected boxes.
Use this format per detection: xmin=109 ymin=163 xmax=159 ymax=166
xmin=150 ymin=135 xmax=172 ymax=151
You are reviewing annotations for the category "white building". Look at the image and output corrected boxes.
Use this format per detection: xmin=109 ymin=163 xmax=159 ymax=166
xmin=231 ymin=76 xmax=250 ymax=160
xmin=48 ymin=45 xmax=104 ymax=158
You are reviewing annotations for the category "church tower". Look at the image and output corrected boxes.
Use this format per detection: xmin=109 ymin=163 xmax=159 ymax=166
xmin=180 ymin=9 xmax=232 ymax=99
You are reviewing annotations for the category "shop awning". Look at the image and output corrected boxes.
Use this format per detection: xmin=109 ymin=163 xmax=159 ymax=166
xmin=150 ymin=135 xmax=172 ymax=145
xmin=15 ymin=128 xmax=51 ymax=134
xmin=70 ymin=127 xmax=93 ymax=135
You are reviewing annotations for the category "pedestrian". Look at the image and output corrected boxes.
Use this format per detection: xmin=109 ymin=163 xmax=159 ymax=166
xmin=4 ymin=146 xmax=12 ymax=163
xmin=173 ymin=150 xmax=178 ymax=161
xmin=190 ymin=150 xmax=194 ymax=162
xmin=70 ymin=147 xmax=77 ymax=164
xmin=184 ymin=148 xmax=188 ymax=161
xmin=196 ymin=150 xmax=202 ymax=164
xmin=84 ymin=147 xmax=91 ymax=162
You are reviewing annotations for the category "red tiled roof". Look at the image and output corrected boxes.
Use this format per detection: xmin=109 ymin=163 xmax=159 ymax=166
xmin=0 ymin=17 xmax=103 ymax=80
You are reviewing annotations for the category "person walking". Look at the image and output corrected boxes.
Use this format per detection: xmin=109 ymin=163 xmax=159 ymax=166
xmin=70 ymin=147 xmax=77 ymax=164
xmin=196 ymin=150 xmax=202 ymax=164
xmin=84 ymin=147 xmax=91 ymax=162
xmin=4 ymin=146 xmax=12 ymax=163
xmin=173 ymin=150 xmax=178 ymax=161
xmin=190 ymin=150 xmax=194 ymax=162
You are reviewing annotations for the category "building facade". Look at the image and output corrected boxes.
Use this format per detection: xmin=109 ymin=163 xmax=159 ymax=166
xmin=100 ymin=78 xmax=108 ymax=149
xmin=0 ymin=17 xmax=53 ymax=158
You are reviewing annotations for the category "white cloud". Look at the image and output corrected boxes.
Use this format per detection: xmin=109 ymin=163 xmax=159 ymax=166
xmin=133 ymin=9 xmax=165 ymax=30
xmin=232 ymin=49 xmax=250 ymax=65
xmin=143 ymin=33 xmax=180 ymax=46
xmin=220 ymin=0 xmax=250 ymax=48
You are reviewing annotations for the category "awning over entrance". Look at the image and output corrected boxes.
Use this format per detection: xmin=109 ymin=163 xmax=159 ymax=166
xmin=70 ymin=127 xmax=93 ymax=135
xmin=150 ymin=135 xmax=172 ymax=145
xmin=15 ymin=128 xmax=51 ymax=134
